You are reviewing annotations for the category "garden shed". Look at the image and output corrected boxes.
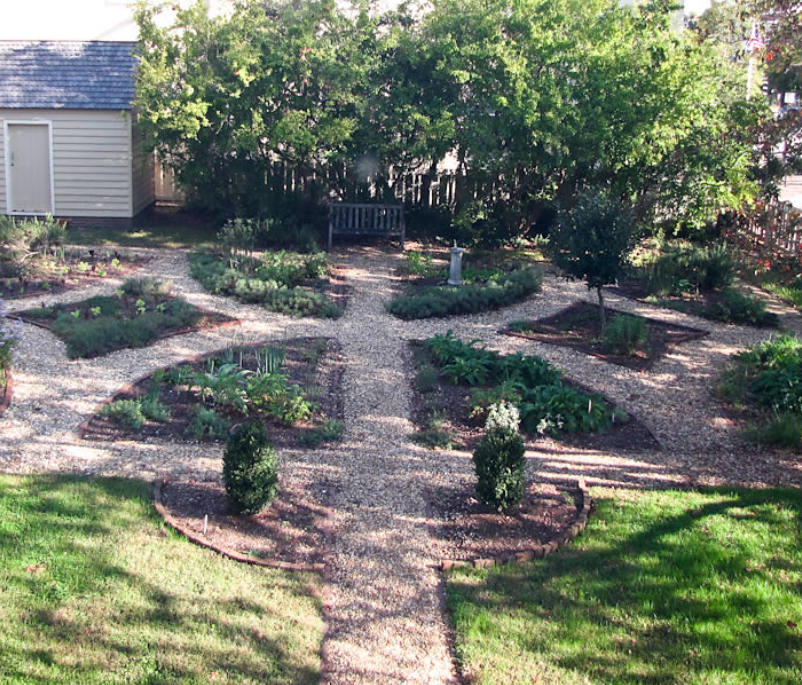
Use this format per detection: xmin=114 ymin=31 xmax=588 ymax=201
xmin=0 ymin=40 xmax=154 ymax=227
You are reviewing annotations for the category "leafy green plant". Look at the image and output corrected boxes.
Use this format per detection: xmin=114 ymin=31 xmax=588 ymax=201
xmin=644 ymin=243 xmax=735 ymax=296
xmin=100 ymin=399 xmax=146 ymax=429
xmin=602 ymin=314 xmax=649 ymax=355
xmin=415 ymin=363 xmax=440 ymax=393
xmin=223 ymin=421 xmax=279 ymax=515
xmin=90 ymin=306 xmax=102 ymax=318
xmin=519 ymin=384 xmax=619 ymax=436
xmin=703 ymin=289 xmax=779 ymax=328
xmin=748 ymin=412 xmax=802 ymax=449
xmin=298 ymin=419 xmax=344 ymax=446
xmin=473 ymin=402 xmax=526 ymax=510
xmin=185 ymin=406 xmax=231 ymax=441
xmin=410 ymin=411 xmax=455 ymax=450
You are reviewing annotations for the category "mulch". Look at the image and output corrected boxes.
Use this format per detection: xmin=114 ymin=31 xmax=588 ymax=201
xmin=0 ymin=252 xmax=149 ymax=300
xmin=158 ymin=478 xmax=332 ymax=569
xmin=409 ymin=342 xmax=661 ymax=454
xmin=503 ymin=300 xmax=708 ymax=372
xmin=82 ymin=337 xmax=345 ymax=449
xmin=426 ymin=480 xmax=582 ymax=561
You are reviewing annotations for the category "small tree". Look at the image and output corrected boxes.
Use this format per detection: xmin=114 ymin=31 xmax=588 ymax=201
xmin=550 ymin=188 xmax=636 ymax=333
xmin=223 ymin=422 xmax=279 ymax=515
xmin=473 ymin=402 xmax=526 ymax=511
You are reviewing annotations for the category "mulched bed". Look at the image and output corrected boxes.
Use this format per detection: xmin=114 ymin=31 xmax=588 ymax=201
xmin=0 ymin=250 xmax=149 ymax=300
xmin=426 ymin=480 xmax=581 ymax=561
xmin=82 ymin=337 xmax=344 ymax=449
xmin=503 ymin=300 xmax=708 ymax=371
xmin=409 ymin=341 xmax=660 ymax=453
xmin=17 ymin=294 xmax=237 ymax=359
xmin=158 ymin=478 xmax=331 ymax=568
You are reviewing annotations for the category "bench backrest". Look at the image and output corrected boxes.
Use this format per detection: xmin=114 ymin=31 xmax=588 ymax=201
xmin=328 ymin=202 xmax=405 ymax=249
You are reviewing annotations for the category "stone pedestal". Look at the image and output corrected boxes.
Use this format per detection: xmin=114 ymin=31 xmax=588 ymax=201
xmin=448 ymin=245 xmax=465 ymax=286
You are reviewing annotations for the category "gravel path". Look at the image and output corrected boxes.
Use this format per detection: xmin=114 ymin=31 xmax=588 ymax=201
xmin=2 ymin=244 xmax=802 ymax=683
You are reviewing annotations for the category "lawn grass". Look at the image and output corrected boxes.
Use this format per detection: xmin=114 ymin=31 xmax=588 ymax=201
xmin=0 ymin=475 xmax=323 ymax=684
xmin=446 ymin=487 xmax=802 ymax=685
xmin=66 ymin=223 xmax=219 ymax=250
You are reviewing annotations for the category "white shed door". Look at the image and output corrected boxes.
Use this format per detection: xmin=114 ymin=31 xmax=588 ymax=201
xmin=7 ymin=124 xmax=53 ymax=214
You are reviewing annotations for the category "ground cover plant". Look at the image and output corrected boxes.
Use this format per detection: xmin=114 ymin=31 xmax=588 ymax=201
xmin=717 ymin=334 xmax=802 ymax=450
xmin=387 ymin=264 xmax=542 ymax=319
xmin=0 ymin=215 xmax=147 ymax=299
xmin=408 ymin=332 xmax=657 ymax=453
xmin=0 ymin=297 xmax=22 ymax=406
xmin=84 ymin=337 xmax=343 ymax=448
xmin=190 ymin=228 xmax=343 ymax=318
xmin=446 ymin=487 xmax=802 ymax=685
xmin=505 ymin=301 xmax=708 ymax=371
xmin=17 ymin=278 xmax=234 ymax=359
xmin=0 ymin=474 xmax=323 ymax=685
xmin=619 ymin=241 xmax=779 ymax=328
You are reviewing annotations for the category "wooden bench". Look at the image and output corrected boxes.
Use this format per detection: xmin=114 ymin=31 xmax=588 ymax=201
xmin=328 ymin=202 xmax=405 ymax=250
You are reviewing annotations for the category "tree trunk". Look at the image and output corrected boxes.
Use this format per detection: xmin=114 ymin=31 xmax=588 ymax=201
xmin=597 ymin=286 xmax=606 ymax=334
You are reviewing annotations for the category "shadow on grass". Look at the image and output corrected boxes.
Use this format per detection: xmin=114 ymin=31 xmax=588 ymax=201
xmin=0 ymin=475 xmax=320 ymax=685
xmin=447 ymin=487 xmax=802 ymax=685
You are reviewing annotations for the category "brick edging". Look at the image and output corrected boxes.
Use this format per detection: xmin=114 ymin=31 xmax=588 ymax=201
xmin=440 ymin=477 xmax=592 ymax=570
xmin=0 ymin=371 xmax=13 ymax=415
xmin=152 ymin=478 xmax=325 ymax=573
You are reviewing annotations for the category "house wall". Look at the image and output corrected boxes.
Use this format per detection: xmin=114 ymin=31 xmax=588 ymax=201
xmin=0 ymin=108 xmax=134 ymax=219
xmin=131 ymin=123 xmax=155 ymax=215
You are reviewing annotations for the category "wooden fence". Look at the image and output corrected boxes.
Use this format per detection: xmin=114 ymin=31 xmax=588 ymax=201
xmin=739 ymin=201 xmax=802 ymax=256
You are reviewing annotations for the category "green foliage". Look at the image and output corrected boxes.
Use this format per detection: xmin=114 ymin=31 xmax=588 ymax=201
xmin=748 ymin=412 xmax=802 ymax=449
xmin=298 ymin=419 xmax=344 ymax=446
xmin=386 ymin=266 xmax=542 ymax=320
xmin=185 ymin=406 xmax=231 ymax=441
xmin=703 ymin=289 xmax=779 ymax=327
xmin=100 ymin=400 xmax=146 ymax=429
xmin=473 ymin=403 xmax=526 ymax=510
xmin=415 ymin=363 xmax=440 ymax=393
xmin=550 ymin=189 xmax=636 ymax=326
xmin=189 ymin=251 xmax=340 ymax=318
xmin=410 ymin=412 xmax=455 ymax=450
xmin=245 ymin=373 xmax=314 ymax=425
xmin=122 ymin=277 xmax=173 ymax=298
xmin=644 ymin=243 xmax=735 ymax=296
xmin=602 ymin=315 xmax=649 ymax=356
xmin=223 ymin=422 xmax=280 ymax=515
xmin=518 ymin=384 xmax=619 ymax=437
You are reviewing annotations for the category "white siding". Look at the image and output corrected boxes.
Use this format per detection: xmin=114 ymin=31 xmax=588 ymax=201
xmin=131 ymin=124 xmax=155 ymax=215
xmin=0 ymin=108 xmax=133 ymax=218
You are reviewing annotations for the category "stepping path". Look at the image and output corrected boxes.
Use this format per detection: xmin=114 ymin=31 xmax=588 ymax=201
xmin=3 ymin=244 xmax=802 ymax=683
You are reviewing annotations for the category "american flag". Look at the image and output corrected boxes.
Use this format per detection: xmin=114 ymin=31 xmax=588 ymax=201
xmin=746 ymin=20 xmax=765 ymax=52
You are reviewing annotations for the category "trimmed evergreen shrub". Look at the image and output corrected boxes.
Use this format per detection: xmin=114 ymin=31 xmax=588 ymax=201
xmin=603 ymin=314 xmax=648 ymax=355
xmin=472 ymin=403 xmax=526 ymax=510
xmin=223 ymin=421 xmax=280 ymax=515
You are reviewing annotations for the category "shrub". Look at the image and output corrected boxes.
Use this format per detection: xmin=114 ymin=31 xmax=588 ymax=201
xmin=100 ymin=399 xmax=146 ymax=429
xmin=748 ymin=412 xmax=802 ymax=449
xmin=703 ymin=289 xmax=779 ymax=328
xmin=645 ymin=243 xmax=735 ymax=296
xmin=415 ymin=363 xmax=440 ymax=393
xmin=223 ymin=421 xmax=279 ymax=515
xmin=602 ymin=315 xmax=649 ymax=355
xmin=519 ymin=384 xmax=618 ymax=436
xmin=386 ymin=266 xmax=542 ymax=319
xmin=185 ymin=406 xmax=231 ymax=441
xmin=473 ymin=403 xmax=526 ymax=510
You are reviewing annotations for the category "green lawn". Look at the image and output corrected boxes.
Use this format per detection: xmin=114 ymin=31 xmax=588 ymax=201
xmin=66 ymin=223 xmax=218 ymax=250
xmin=0 ymin=475 xmax=323 ymax=684
xmin=447 ymin=487 xmax=802 ymax=685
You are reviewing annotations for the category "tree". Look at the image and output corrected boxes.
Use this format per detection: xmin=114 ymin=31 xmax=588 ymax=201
xmin=549 ymin=188 xmax=636 ymax=332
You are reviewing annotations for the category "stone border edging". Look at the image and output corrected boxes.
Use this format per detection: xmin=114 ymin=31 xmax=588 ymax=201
xmin=440 ymin=477 xmax=591 ymax=570
xmin=0 ymin=371 xmax=13 ymax=415
xmin=153 ymin=478 xmax=326 ymax=573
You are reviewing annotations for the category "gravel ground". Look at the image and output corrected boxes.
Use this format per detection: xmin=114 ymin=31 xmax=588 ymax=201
xmin=2 ymin=244 xmax=802 ymax=684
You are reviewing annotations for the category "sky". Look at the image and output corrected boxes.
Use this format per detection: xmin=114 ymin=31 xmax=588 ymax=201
xmin=0 ymin=0 xmax=714 ymax=41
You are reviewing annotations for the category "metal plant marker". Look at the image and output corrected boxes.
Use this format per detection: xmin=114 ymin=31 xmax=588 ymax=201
xmin=448 ymin=241 xmax=465 ymax=286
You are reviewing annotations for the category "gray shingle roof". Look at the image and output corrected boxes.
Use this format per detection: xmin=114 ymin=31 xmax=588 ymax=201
xmin=0 ymin=41 xmax=137 ymax=110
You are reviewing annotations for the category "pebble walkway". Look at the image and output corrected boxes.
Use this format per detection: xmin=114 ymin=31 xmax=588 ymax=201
xmin=2 ymin=244 xmax=802 ymax=683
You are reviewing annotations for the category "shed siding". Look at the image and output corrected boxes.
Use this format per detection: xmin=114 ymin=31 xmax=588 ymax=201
xmin=0 ymin=108 xmax=133 ymax=218
xmin=131 ymin=124 xmax=155 ymax=215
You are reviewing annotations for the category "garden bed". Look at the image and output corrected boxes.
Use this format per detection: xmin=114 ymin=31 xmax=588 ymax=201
xmin=409 ymin=338 xmax=659 ymax=453
xmin=157 ymin=478 xmax=331 ymax=569
xmin=427 ymin=480 xmax=582 ymax=562
xmin=81 ymin=337 xmax=344 ymax=448
xmin=190 ymin=250 xmax=348 ymax=318
xmin=0 ymin=369 xmax=12 ymax=415
xmin=17 ymin=279 xmax=236 ymax=358
xmin=504 ymin=301 xmax=708 ymax=371
xmin=0 ymin=248 xmax=148 ymax=299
